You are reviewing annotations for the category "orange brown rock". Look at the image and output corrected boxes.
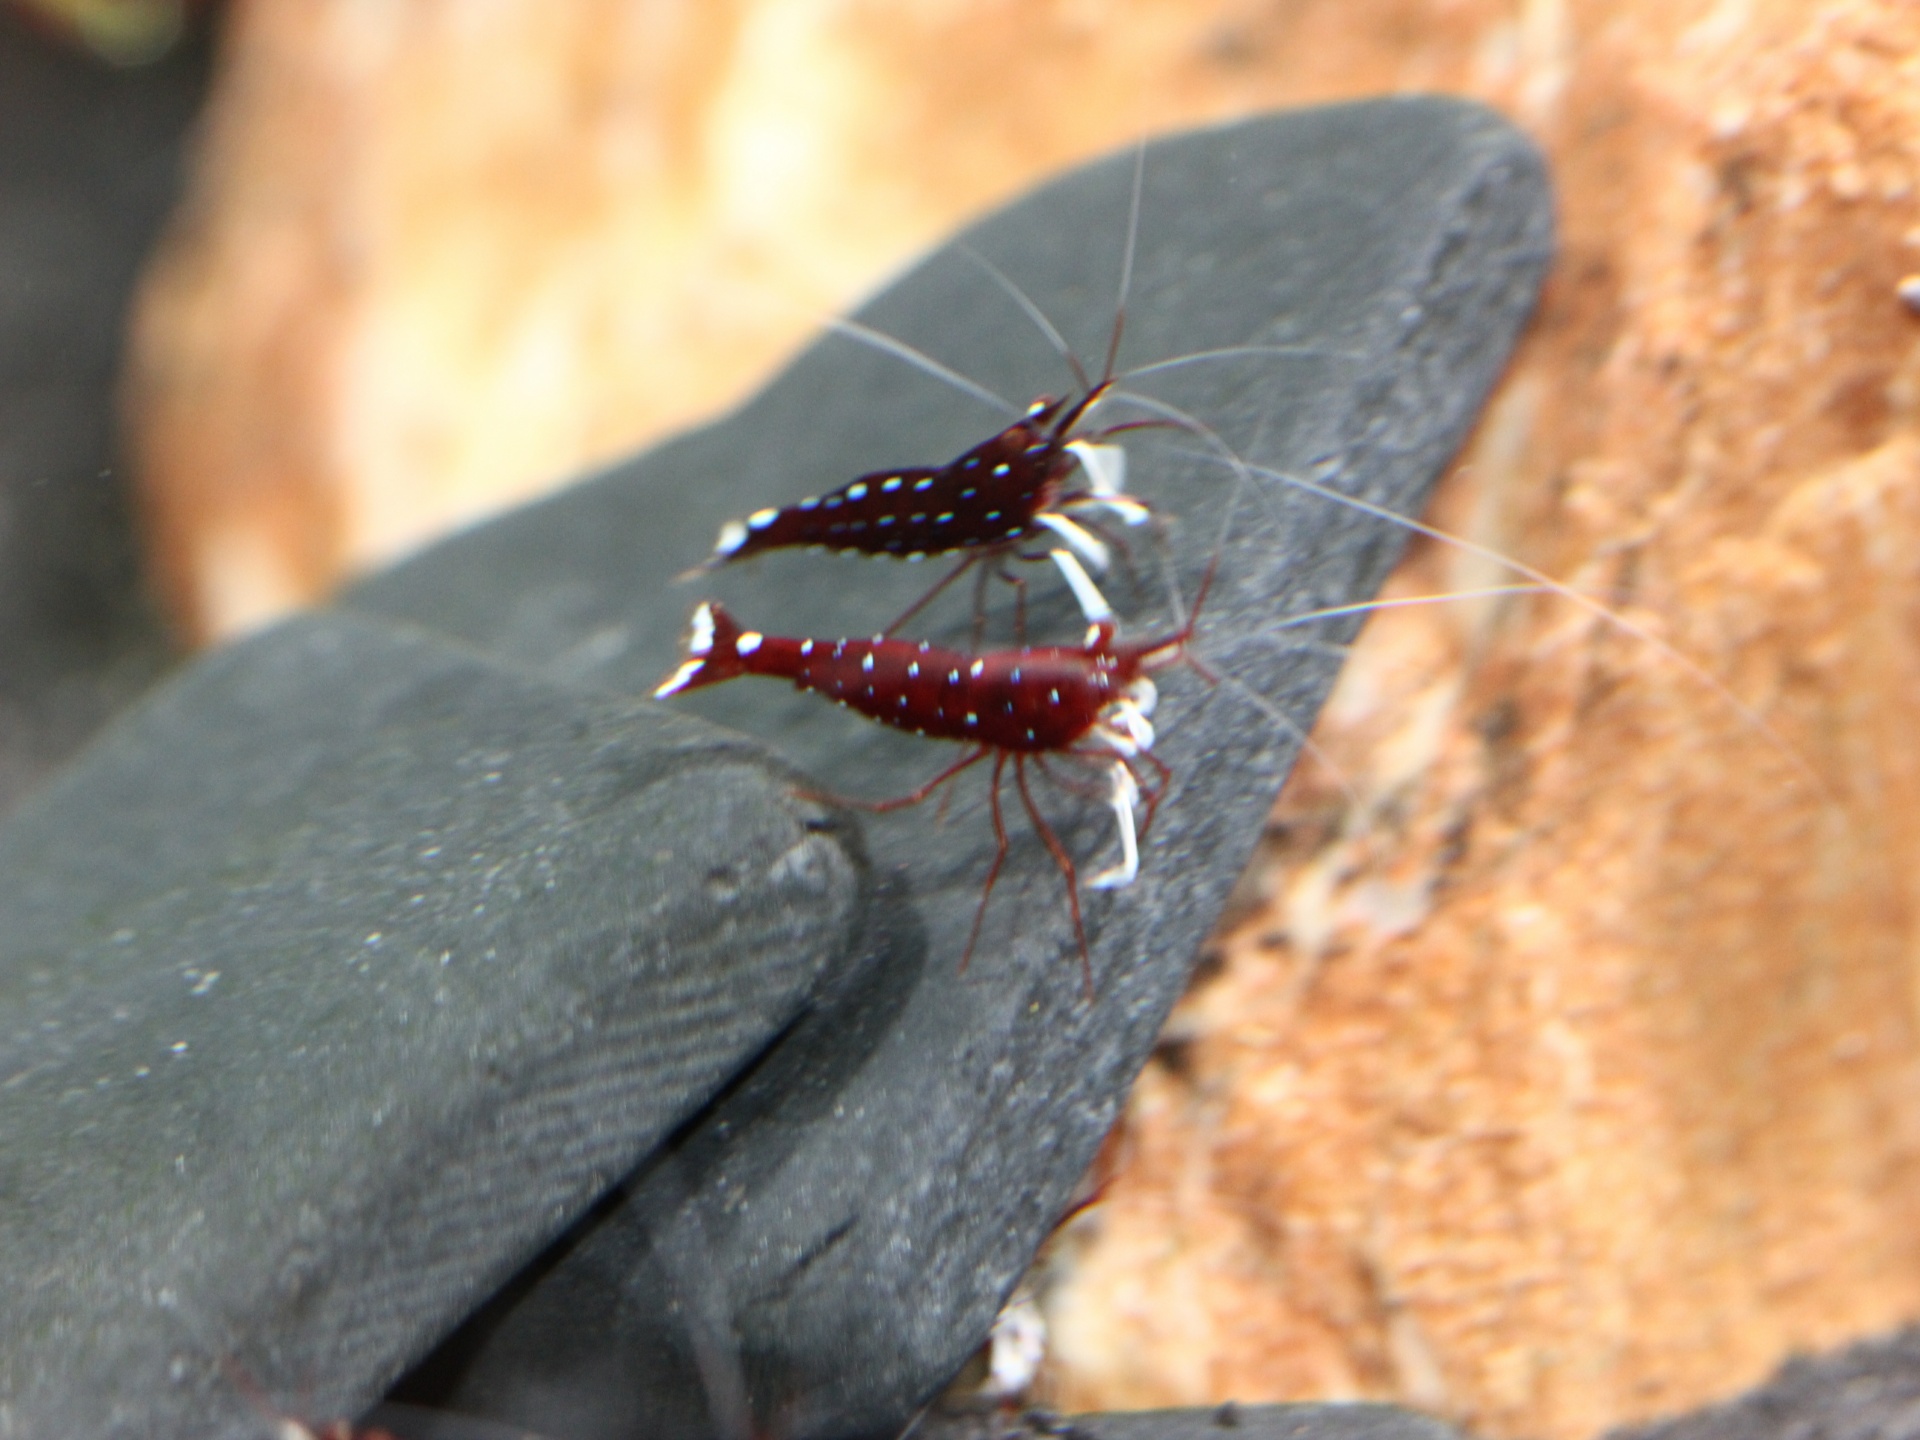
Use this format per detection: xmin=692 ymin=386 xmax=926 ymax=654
xmin=124 ymin=3 xmax=1920 ymax=1438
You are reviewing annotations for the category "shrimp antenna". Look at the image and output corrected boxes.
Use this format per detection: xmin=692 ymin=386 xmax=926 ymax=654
xmin=957 ymin=241 xmax=1093 ymax=396
xmin=1113 ymin=366 xmax=1835 ymax=809
xmin=1107 ymin=140 xmax=1146 ymax=387
xmin=1121 ymin=342 xmax=1368 ymax=382
xmin=956 ymin=138 xmax=1147 ymax=402
xmin=824 ymin=316 xmax=1016 ymax=416
xmin=1194 ymin=588 xmax=1557 ymax=816
xmin=1213 ymin=451 xmax=1841 ymax=809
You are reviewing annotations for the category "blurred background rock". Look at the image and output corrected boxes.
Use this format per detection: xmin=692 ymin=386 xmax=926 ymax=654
xmin=0 ymin=0 xmax=205 ymax=814
xmin=10 ymin=2 xmax=1920 ymax=1438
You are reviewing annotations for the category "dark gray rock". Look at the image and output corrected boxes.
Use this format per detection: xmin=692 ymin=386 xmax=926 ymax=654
xmin=1607 ymin=1323 xmax=1920 ymax=1440
xmin=353 ymin=100 xmax=1553 ymax=1439
xmin=0 ymin=612 xmax=865 ymax=1440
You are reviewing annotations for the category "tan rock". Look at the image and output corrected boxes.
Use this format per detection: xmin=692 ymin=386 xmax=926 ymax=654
xmin=125 ymin=2 xmax=1920 ymax=1437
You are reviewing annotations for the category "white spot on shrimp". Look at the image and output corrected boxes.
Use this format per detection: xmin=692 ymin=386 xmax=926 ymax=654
xmin=748 ymin=507 xmax=779 ymax=530
xmin=914 ymin=478 xmax=935 ymax=491
xmin=1011 ymin=667 xmax=1022 ymax=683
xmin=993 ymin=463 xmax=1010 ymax=477
xmin=800 ymin=639 xmax=814 ymax=656
xmin=799 ymin=496 xmax=819 ymax=510
xmin=882 ymin=477 xmax=903 ymax=492
xmin=689 ymin=604 xmax=716 ymax=655
xmin=862 ymin=652 xmax=876 ymax=673
xmin=736 ymin=632 xmax=764 ymax=655
xmin=908 ymin=662 xmax=921 ymax=677
xmin=970 ymin=659 xmax=985 ymax=678
xmin=1049 ymin=688 xmax=1060 ymax=704
xmin=948 ymin=669 xmax=961 ymax=684
xmin=848 ymin=482 xmax=868 ymax=500
xmin=966 ymin=713 xmax=978 ymax=725
xmin=715 ymin=520 xmax=748 ymax=556
xmin=936 ymin=513 xmax=955 ymax=524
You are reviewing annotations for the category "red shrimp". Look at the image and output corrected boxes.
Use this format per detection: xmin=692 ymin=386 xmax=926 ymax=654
xmin=687 ymin=146 xmax=1341 ymax=640
xmin=699 ymin=390 xmax=1148 ymax=636
xmin=653 ymin=595 xmax=1198 ymax=995
xmin=689 ymin=152 xmax=1167 ymax=640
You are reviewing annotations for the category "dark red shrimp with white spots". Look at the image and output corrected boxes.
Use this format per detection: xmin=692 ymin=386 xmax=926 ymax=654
xmin=701 ymin=390 xmax=1146 ymax=637
xmin=654 ymin=596 xmax=1195 ymax=994
xmin=690 ymin=146 xmax=1346 ymax=638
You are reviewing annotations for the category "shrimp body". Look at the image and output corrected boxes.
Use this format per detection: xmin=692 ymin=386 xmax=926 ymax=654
xmin=713 ymin=399 xmax=1079 ymax=565
xmin=701 ymin=392 xmax=1145 ymax=632
xmin=654 ymin=598 xmax=1185 ymax=992
xmin=654 ymin=601 xmax=1163 ymax=758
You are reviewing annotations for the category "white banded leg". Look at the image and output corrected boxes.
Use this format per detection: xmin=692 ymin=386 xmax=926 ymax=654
xmin=1048 ymin=547 xmax=1114 ymax=624
xmin=1066 ymin=440 xmax=1150 ymax=525
xmin=1088 ymin=761 xmax=1142 ymax=891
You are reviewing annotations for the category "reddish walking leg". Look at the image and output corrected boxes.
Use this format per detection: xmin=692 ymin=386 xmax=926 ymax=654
xmin=827 ymin=745 xmax=991 ymax=813
xmin=961 ymin=751 xmax=1012 ymax=972
xmin=1014 ymin=754 xmax=1093 ymax=998
xmin=884 ymin=552 xmax=981 ymax=637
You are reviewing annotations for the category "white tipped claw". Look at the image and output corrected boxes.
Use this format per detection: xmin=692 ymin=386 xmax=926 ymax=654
xmin=1034 ymin=511 xmax=1111 ymax=572
xmin=1047 ymin=547 xmax=1114 ymax=625
xmin=1067 ymin=440 xmax=1127 ymax=498
xmin=1088 ymin=763 xmax=1141 ymax=890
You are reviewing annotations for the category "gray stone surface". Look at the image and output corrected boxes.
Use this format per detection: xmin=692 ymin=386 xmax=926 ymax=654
xmin=1607 ymin=1323 xmax=1920 ymax=1440
xmin=0 ymin=613 xmax=865 ymax=1440
xmin=351 ymin=100 xmax=1553 ymax=1439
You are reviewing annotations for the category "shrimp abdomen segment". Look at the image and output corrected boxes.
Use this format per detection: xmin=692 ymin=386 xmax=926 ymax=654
xmin=656 ymin=604 xmax=1118 ymax=752
xmin=710 ymin=411 xmax=1070 ymax=565
xmin=784 ymin=636 xmax=1113 ymax=751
